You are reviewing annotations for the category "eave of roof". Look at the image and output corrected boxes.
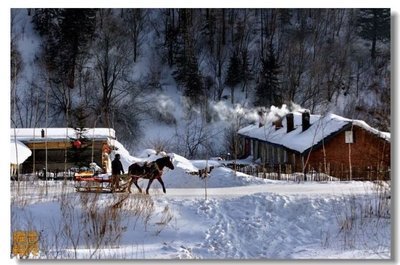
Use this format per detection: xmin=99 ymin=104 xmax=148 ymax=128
xmin=10 ymin=128 xmax=116 ymax=142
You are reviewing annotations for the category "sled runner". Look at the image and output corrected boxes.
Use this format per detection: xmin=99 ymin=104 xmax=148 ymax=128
xmin=74 ymin=172 xmax=130 ymax=193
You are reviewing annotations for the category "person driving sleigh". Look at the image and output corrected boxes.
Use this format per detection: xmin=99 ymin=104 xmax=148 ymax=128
xmin=111 ymin=153 xmax=124 ymax=192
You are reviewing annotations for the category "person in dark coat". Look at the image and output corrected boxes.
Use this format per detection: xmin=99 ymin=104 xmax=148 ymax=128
xmin=111 ymin=154 xmax=124 ymax=192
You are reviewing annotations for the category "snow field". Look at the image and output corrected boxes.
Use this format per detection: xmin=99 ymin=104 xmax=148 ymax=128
xmin=10 ymin=163 xmax=391 ymax=259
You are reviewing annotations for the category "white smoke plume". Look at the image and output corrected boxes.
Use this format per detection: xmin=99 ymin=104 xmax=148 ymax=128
xmin=211 ymin=101 xmax=259 ymax=123
xmin=154 ymin=93 xmax=307 ymax=129
xmin=211 ymin=101 xmax=306 ymax=125
xmin=156 ymin=94 xmax=176 ymax=113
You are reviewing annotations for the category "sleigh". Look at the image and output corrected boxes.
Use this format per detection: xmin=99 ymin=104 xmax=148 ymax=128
xmin=74 ymin=172 xmax=130 ymax=193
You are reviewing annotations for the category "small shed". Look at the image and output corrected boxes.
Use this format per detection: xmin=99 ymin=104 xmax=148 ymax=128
xmin=238 ymin=111 xmax=390 ymax=180
xmin=10 ymin=128 xmax=116 ymax=175
xmin=10 ymin=139 xmax=32 ymax=178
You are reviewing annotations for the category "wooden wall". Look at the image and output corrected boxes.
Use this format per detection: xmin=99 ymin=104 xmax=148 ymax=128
xmin=240 ymin=125 xmax=390 ymax=180
xmin=297 ymin=126 xmax=390 ymax=180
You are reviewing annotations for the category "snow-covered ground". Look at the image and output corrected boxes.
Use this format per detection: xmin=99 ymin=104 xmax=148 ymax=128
xmin=10 ymin=151 xmax=391 ymax=260
xmin=4 ymin=5 xmax=397 ymax=264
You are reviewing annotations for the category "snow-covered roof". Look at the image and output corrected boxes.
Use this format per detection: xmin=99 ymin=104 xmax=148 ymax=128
xmin=10 ymin=139 xmax=32 ymax=165
xmin=238 ymin=112 xmax=390 ymax=154
xmin=10 ymin=128 xmax=116 ymax=142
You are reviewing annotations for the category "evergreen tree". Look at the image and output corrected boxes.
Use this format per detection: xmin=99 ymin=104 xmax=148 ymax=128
xmin=32 ymin=9 xmax=96 ymax=88
xmin=225 ymin=52 xmax=241 ymax=104
xmin=59 ymin=9 xmax=96 ymax=88
xmin=68 ymin=106 xmax=92 ymax=167
xmin=357 ymin=8 xmax=390 ymax=61
xmin=163 ymin=9 xmax=179 ymax=67
xmin=225 ymin=52 xmax=241 ymax=88
xmin=240 ymin=49 xmax=253 ymax=95
xmin=202 ymin=9 xmax=216 ymax=54
xmin=174 ymin=48 xmax=204 ymax=103
xmin=31 ymin=9 xmax=63 ymax=71
xmin=31 ymin=9 xmax=63 ymax=36
xmin=255 ymin=43 xmax=282 ymax=107
xmin=173 ymin=9 xmax=204 ymax=105
xmin=278 ymin=9 xmax=292 ymax=27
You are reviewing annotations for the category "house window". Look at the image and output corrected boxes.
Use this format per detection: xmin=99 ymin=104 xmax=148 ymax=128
xmin=272 ymin=146 xmax=278 ymax=164
xmin=276 ymin=148 xmax=286 ymax=164
xmin=238 ymin=138 xmax=243 ymax=156
xmin=254 ymin=141 xmax=258 ymax=159
xmin=283 ymin=150 xmax=288 ymax=163
xmin=261 ymin=143 xmax=266 ymax=164
xmin=268 ymin=146 xmax=271 ymax=163
xmin=245 ymin=139 xmax=251 ymax=156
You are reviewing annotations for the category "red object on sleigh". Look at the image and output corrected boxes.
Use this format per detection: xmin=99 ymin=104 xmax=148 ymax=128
xmin=73 ymin=140 xmax=82 ymax=149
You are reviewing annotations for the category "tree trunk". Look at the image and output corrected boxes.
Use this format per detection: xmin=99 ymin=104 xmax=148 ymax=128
xmin=371 ymin=35 xmax=376 ymax=62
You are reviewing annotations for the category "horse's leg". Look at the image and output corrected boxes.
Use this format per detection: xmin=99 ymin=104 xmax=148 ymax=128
xmin=127 ymin=176 xmax=133 ymax=193
xmin=128 ymin=176 xmax=142 ymax=193
xmin=156 ymin=177 xmax=166 ymax=193
xmin=111 ymin=175 xmax=117 ymax=192
xmin=146 ymin=178 xmax=154 ymax=195
xmin=133 ymin=178 xmax=142 ymax=193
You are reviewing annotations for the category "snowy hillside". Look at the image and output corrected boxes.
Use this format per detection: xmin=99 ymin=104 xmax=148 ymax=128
xmin=10 ymin=9 xmax=391 ymax=158
xmin=8 ymin=8 xmax=392 ymax=261
xmin=10 ymin=149 xmax=391 ymax=259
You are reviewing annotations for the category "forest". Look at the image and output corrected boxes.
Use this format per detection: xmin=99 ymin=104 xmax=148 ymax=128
xmin=10 ymin=8 xmax=390 ymax=157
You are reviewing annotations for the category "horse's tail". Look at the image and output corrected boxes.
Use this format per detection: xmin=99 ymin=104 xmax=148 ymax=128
xmin=127 ymin=164 xmax=133 ymax=175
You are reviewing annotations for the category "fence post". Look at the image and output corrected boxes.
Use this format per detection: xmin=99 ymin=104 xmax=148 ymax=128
xmin=376 ymin=163 xmax=379 ymax=181
xmin=328 ymin=163 xmax=331 ymax=181
xmin=278 ymin=164 xmax=281 ymax=180
xmin=367 ymin=167 xmax=370 ymax=180
xmin=341 ymin=164 xmax=344 ymax=181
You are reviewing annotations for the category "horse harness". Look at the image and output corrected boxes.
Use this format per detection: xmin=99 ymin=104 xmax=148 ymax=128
xmin=127 ymin=156 xmax=173 ymax=194
xmin=136 ymin=161 xmax=162 ymax=179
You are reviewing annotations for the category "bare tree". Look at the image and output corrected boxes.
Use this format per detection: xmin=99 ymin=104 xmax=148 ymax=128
xmin=174 ymin=112 xmax=216 ymax=159
xmin=92 ymin=10 xmax=134 ymax=128
xmin=203 ymin=9 xmax=229 ymax=101
xmin=11 ymin=10 xmax=23 ymax=128
xmin=123 ymin=9 xmax=148 ymax=62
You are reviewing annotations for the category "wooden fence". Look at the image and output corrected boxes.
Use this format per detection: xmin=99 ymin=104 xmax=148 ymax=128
xmin=233 ymin=163 xmax=390 ymax=181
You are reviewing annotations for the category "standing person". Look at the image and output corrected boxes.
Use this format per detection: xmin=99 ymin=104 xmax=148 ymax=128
xmin=111 ymin=154 xmax=124 ymax=192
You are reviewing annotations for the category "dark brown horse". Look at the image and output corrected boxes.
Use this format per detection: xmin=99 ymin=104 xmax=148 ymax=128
xmin=127 ymin=156 xmax=174 ymax=194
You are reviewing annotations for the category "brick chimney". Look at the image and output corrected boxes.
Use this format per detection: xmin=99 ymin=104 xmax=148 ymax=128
xmin=302 ymin=111 xmax=310 ymax=132
xmin=273 ymin=118 xmax=283 ymax=130
xmin=258 ymin=110 xmax=265 ymax=127
xmin=286 ymin=113 xmax=294 ymax=133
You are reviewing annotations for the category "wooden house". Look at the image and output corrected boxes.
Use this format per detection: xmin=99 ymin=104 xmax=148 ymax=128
xmin=10 ymin=128 xmax=116 ymax=175
xmin=237 ymin=111 xmax=390 ymax=180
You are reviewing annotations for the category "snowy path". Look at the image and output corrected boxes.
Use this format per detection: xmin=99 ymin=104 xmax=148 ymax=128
xmin=163 ymin=181 xmax=373 ymax=198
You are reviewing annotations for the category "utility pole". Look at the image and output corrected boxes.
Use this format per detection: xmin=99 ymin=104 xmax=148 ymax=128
xmin=45 ymin=80 xmax=49 ymax=195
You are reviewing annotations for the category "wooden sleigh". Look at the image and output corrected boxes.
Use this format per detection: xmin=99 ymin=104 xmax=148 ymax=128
xmin=74 ymin=172 xmax=130 ymax=193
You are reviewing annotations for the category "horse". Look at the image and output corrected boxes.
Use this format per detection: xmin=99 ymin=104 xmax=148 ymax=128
xmin=127 ymin=155 xmax=174 ymax=194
